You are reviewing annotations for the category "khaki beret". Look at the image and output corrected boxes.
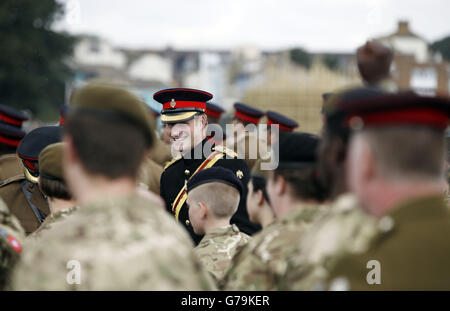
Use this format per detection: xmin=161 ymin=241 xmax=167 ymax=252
xmin=39 ymin=142 xmax=65 ymax=181
xmin=69 ymin=82 xmax=156 ymax=147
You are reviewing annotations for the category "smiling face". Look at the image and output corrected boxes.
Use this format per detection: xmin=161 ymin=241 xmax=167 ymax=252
xmin=164 ymin=114 xmax=207 ymax=154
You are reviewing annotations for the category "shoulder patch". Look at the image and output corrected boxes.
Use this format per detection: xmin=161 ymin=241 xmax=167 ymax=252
xmin=163 ymin=157 xmax=181 ymax=170
xmin=213 ymin=145 xmax=238 ymax=158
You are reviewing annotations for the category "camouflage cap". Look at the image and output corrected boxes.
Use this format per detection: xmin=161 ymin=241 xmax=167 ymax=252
xmin=39 ymin=142 xmax=64 ymax=181
xmin=69 ymin=82 xmax=156 ymax=147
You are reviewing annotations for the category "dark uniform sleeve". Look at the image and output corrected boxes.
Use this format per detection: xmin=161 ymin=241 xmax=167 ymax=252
xmin=159 ymin=170 xmax=171 ymax=214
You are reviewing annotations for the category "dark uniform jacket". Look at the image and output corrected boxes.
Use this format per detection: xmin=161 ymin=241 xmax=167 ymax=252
xmin=160 ymin=138 xmax=261 ymax=244
xmin=0 ymin=154 xmax=49 ymax=235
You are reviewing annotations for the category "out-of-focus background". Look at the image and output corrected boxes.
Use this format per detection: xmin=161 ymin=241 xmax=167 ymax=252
xmin=1 ymin=0 xmax=449 ymax=133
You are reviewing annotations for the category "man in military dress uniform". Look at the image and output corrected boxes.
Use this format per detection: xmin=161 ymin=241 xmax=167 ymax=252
xmin=205 ymin=102 xmax=226 ymax=145
xmin=12 ymin=82 xmax=215 ymax=290
xmin=187 ymin=167 xmax=251 ymax=283
xmin=325 ymin=92 xmax=450 ymax=290
xmin=252 ymin=110 xmax=299 ymax=175
xmin=228 ymin=103 xmax=267 ymax=171
xmin=0 ymin=105 xmax=28 ymax=183
xmin=154 ymin=88 xmax=260 ymax=244
xmin=0 ymin=126 xmax=61 ymax=234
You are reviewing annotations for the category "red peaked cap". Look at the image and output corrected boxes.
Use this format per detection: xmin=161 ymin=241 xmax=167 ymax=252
xmin=266 ymin=110 xmax=299 ymax=132
xmin=0 ymin=105 xmax=28 ymax=128
xmin=334 ymin=92 xmax=450 ymax=131
xmin=233 ymin=103 xmax=264 ymax=124
xmin=153 ymin=88 xmax=213 ymax=123
xmin=205 ymin=102 xmax=225 ymax=119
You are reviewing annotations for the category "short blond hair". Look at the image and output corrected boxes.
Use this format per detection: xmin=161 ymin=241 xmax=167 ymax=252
xmin=188 ymin=182 xmax=240 ymax=218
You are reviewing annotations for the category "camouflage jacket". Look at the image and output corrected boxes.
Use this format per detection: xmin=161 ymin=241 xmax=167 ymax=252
xmin=28 ymin=206 xmax=79 ymax=240
xmin=194 ymin=224 xmax=250 ymax=282
xmin=280 ymin=194 xmax=378 ymax=290
xmin=223 ymin=204 xmax=327 ymax=290
xmin=11 ymin=194 xmax=216 ymax=290
xmin=0 ymin=198 xmax=25 ymax=289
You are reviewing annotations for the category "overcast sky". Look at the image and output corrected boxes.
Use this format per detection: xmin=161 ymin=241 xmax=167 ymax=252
xmin=55 ymin=0 xmax=450 ymax=52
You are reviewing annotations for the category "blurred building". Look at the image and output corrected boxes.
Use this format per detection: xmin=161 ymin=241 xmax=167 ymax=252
xmin=66 ymin=21 xmax=449 ymax=134
xmin=376 ymin=21 xmax=449 ymax=96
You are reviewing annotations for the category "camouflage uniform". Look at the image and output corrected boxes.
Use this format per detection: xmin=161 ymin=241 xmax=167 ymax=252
xmin=11 ymin=194 xmax=216 ymax=290
xmin=280 ymin=194 xmax=378 ymax=290
xmin=0 ymin=198 xmax=25 ymax=289
xmin=223 ymin=204 xmax=327 ymax=290
xmin=194 ymin=224 xmax=250 ymax=282
xmin=28 ymin=206 xmax=79 ymax=240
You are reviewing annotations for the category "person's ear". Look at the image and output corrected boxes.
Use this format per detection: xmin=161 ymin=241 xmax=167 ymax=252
xmin=275 ymin=175 xmax=287 ymax=196
xmin=199 ymin=202 xmax=208 ymax=220
xmin=256 ymin=189 xmax=264 ymax=206
xmin=360 ymin=140 xmax=376 ymax=183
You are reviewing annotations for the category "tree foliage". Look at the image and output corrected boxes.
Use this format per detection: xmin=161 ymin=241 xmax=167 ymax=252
xmin=289 ymin=48 xmax=312 ymax=69
xmin=322 ymin=55 xmax=338 ymax=71
xmin=431 ymin=36 xmax=450 ymax=62
xmin=0 ymin=0 xmax=75 ymax=121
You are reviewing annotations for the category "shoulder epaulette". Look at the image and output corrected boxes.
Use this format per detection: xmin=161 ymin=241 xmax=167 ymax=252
xmin=163 ymin=157 xmax=181 ymax=170
xmin=213 ymin=145 xmax=238 ymax=158
xmin=0 ymin=174 xmax=25 ymax=187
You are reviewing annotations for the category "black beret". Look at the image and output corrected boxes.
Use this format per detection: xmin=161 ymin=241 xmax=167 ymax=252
xmin=17 ymin=126 xmax=62 ymax=161
xmin=187 ymin=167 xmax=243 ymax=196
xmin=276 ymin=132 xmax=320 ymax=169
xmin=266 ymin=110 xmax=299 ymax=131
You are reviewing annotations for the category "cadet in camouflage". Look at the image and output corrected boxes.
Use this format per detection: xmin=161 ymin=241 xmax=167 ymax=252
xmin=279 ymin=88 xmax=382 ymax=290
xmin=187 ymin=167 xmax=251 ymax=282
xmin=223 ymin=132 xmax=328 ymax=290
xmin=281 ymin=194 xmax=377 ymax=290
xmin=13 ymin=195 xmax=215 ymax=290
xmin=11 ymin=82 xmax=216 ymax=290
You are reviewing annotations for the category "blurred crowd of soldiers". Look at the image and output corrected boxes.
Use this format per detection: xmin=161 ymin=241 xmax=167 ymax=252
xmin=0 ymin=40 xmax=450 ymax=291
